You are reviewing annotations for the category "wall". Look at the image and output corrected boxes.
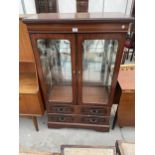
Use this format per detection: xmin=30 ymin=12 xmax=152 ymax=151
xmin=19 ymin=0 xmax=134 ymax=15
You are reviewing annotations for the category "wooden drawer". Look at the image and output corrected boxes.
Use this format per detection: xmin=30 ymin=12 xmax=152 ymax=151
xmin=48 ymin=114 xmax=109 ymax=125
xmin=48 ymin=115 xmax=74 ymax=123
xmin=80 ymin=106 xmax=110 ymax=116
xmin=80 ymin=116 xmax=109 ymax=125
xmin=48 ymin=105 xmax=74 ymax=114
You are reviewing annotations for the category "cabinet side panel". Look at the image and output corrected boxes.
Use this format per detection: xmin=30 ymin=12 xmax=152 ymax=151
xmin=19 ymin=19 xmax=34 ymax=62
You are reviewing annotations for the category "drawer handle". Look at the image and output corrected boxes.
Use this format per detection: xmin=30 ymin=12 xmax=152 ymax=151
xmin=89 ymin=118 xmax=98 ymax=123
xmin=90 ymin=109 xmax=99 ymax=114
xmin=58 ymin=116 xmax=65 ymax=121
xmin=57 ymin=107 xmax=64 ymax=112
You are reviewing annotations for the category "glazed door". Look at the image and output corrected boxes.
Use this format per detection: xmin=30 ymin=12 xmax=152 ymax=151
xmin=31 ymin=34 xmax=76 ymax=104
xmin=77 ymin=34 xmax=124 ymax=106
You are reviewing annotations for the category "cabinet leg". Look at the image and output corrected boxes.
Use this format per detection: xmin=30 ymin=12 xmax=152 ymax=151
xmin=32 ymin=116 xmax=39 ymax=131
xmin=112 ymin=110 xmax=118 ymax=129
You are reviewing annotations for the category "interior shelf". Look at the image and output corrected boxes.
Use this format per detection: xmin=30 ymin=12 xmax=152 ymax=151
xmin=82 ymin=86 xmax=108 ymax=105
xmin=48 ymin=85 xmax=72 ymax=103
xmin=19 ymin=73 xmax=38 ymax=94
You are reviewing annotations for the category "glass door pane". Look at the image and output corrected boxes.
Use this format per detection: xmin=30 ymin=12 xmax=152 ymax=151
xmin=37 ymin=39 xmax=73 ymax=103
xmin=82 ymin=39 xmax=118 ymax=104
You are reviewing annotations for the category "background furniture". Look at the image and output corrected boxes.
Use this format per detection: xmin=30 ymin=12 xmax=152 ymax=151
xmin=19 ymin=15 xmax=45 ymax=131
xmin=19 ymin=15 xmax=35 ymax=62
xmin=112 ymin=65 xmax=135 ymax=128
xmin=116 ymin=140 xmax=135 ymax=155
xmin=24 ymin=13 xmax=133 ymax=132
xmin=121 ymin=32 xmax=135 ymax=64
xmin=77 ymin=0 xmax=88 ymax=12
xmin=35 ymin=0 xmax=58 ymax=13
xmin=61 ymin=145 xmax=116 ymax=155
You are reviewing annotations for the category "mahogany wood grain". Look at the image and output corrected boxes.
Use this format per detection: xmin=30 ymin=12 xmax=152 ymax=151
xmin=48 ymin=86 xmax=72 ymax=103
xmin=48 ymin=121 xmax=110 ymax=132
xmin=24 ymin=13 xmax=134 ymax=131
xmin=82 ymin=86 xmax=108 ymax=105
xmin=48 ymin=113 xmax=110 ymax=125
xmin=23 ymin=13 xmax=134 ymax=24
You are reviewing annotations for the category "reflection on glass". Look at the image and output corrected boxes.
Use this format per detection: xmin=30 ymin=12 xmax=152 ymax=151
xmin=82 ymin=39 xmax=118 ymax=104
xmin=37 ymin=39 xmax=72 ymax=102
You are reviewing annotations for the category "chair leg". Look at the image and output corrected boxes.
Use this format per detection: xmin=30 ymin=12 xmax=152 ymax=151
xmin=130 ymin=49 xmax=135 ymax=61
xmin=32 ymin=116 xmax=39 ymax=131
xmin=126 ymin=48 xmax=129 ymax=59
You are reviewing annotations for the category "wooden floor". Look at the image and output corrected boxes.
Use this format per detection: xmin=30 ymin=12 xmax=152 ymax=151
xmin=48 ymin=85 xmax=72 ymax=103
xmin=48 ymin=85 xmax=108 ymax=104
xmin=83 ymin=86 xmax=108 ymax=104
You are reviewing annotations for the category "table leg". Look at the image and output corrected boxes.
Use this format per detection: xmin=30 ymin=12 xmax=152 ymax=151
xmin=32 ymin=116 xmax=39 ymax=131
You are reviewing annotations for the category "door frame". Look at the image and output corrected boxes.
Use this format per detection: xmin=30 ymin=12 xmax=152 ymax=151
xmin=30 ymin=33 xmax=77 ymax=105
xmin=77 ymin=33 xmax=126 ymax=106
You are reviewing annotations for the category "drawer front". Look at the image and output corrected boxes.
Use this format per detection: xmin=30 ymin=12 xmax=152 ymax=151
xmin=48 ymin=115 xmax=74 ymax=123
xmin=80 ymin=106 xmax=110 ymax=116
xmin=48 ymin=105 xmax=74 ymax=114
xmin=80 ymin=116 xmax=109 ymax=125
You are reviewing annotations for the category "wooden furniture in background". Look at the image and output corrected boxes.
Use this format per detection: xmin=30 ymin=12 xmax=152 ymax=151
xmin=20 ymin=151 xmax=60 ymax=155
xmin=116 ymin=140 xmax=135 ymax=155
xmin=112 ymin=65 xmax=135 ymax=128
xmin=35 ymin=0 xmax=58 ymax=13
xmin=19 ymin=62 xmax=45 ymax=131
xmin=24 ymin=13 xmax=134 ymax=132
xmin=61 ymin=145 xmax=116 ymax=155
xmin=19 ymin=15 xmax=34 ymax=62
xmin=19 ymin=15 xmax=45 ymax=131
xmin=77 ymin=0 xmax=88 ymax=12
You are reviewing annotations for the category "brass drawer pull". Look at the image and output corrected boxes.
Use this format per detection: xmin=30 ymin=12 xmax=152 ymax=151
xmin=58 ymin=107 xmax=64 ymax=112
xmin=89 ymin=118 xmax=98 ymax=123
xmin=58 ymin=116 xmax=65 ymax=121
xmin=90 ymin=109 xmax=99 ymax=114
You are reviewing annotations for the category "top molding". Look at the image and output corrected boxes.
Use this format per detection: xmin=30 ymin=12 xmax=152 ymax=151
xmin=23 ymin=13 xmax=134 ymax=24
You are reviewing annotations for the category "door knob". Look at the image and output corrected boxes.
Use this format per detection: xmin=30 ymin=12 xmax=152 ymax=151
xmin=78 ymin=71 xmax=81 ymax=74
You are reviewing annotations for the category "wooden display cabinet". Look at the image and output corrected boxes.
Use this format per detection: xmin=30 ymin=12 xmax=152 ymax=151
xmin=23 ymin=13 xmax=134 ymax=131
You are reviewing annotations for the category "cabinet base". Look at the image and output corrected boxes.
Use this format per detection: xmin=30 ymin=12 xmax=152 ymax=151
xmin=48 ymin=122 xmax=110 ymax=132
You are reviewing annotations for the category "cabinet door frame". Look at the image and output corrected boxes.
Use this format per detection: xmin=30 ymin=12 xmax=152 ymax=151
xmin=30 ymin=34 xmax=77 ymax=105
xmin=77 ymin=33 xmax=126 ymax=106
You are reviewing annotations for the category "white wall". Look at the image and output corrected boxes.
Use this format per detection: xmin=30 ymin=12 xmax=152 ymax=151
xmin=19 ymin=0 xmax=134 ymax=15
xmin=88 ymin=0 xmax=104 ymax=12
xmin=19 ymin=0 xmax=24 ymax=14
xmin=19 ymin=0 xmax=36 ymax=14
xmin=88 ymin=0 xmax=133 ymax=15
xmin=58 ymin=0 xmax=76 ymax=13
